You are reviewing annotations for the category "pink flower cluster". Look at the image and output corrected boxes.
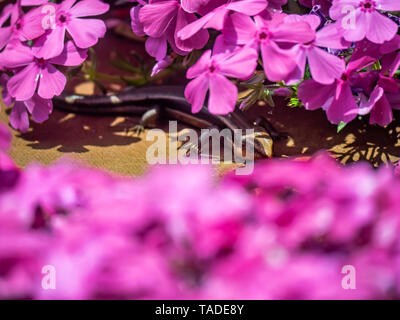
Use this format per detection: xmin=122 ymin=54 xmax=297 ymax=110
xmin=0 ymin=1 xmax=399 ymax=130
xmin=0 ymin=0 xmax=109 ymax=132
xmin=1 ymin=124 xmax=400 ymax=299
xmin=132 ymin=0 xmax=400 ymax=125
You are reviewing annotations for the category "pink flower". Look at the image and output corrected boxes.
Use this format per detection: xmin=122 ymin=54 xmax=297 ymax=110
xmin=344 ymin=36 xmax=400 ymax=126
xmin=0 ymin=1 xmax=46 ymax=50
xmin=180 ymin=0 xmax=213 ymax=13
xmin=1 ymin=41 xmax=87 ymax=101
xmin=184 ymin=42 xmax=258 ymax=114
xmin=330 ymin=0 xmax=400 ymax=44
xmin=350 ymin=35 xmax=400 ymax=72
xmin=223 ymin=12 xmax=315 ymax=81
xmin=177 ymin=0 xmax=267 ymax=42
xmin=32 ymin=0 xmax=109 ymax=59
xmin=130 ymin=5 xmax=145 ymax=37
xmin=11 ymin=96 xmax=54 ymax=133
xmin=0 ymin=231 xmax=46 ymax=299
xmin=298 ymin=56 xmax=376 ymax=124
xmin=140 ymin=164 xmax=251 ymax=260
xmin=358 ymin=72 xmax=399 ymax=126
xmin=1 ymin=153 xmax=400 ymax=299
xmin=151 ymin=55 xmax=173 ymax=77
xmin=0 ymin=74 xmax=53 ymax=133
xmin=0 ymin=126 xmax=19 ymax=193
xmin=135 ymin=0 xmax=210 ymax=60
xmin=284 ymin=15 xmax=349 ymax=84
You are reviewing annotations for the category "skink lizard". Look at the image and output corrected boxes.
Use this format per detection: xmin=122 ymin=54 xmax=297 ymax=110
xmin=53 ymin=85 xmax=275 ymax=159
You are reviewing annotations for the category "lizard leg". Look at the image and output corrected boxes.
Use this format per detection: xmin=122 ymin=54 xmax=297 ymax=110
xmin=131 ymin=106 xmax=160 ymax=136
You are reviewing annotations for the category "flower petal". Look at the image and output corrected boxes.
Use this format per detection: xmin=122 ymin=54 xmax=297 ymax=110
xmin=272 ymin=21 xmax=315 ymax=44
xmin=69 ymin=0 xmax=109 ymax=18
xmin=184 ymin=74 xmax=209 ymax=113
xmin=0 ymin=27 xmax=12 ymax=51
xmin=139 ymin=1 xmax=178 ymax=38
xmin=174 ymin=9 xmax=209 ymax=52
xmin=298 ymin=79 xmax=336 ymax=110
xmin=145 ymin=36 xmax=167 ymax=61
xmin=327 ymin=83 xmax=358 ymax=124
xmin=0 ymin=42 xmax=34 ymax=68
xmin=342 ymin=10 xmax=368 ymax=43
xmin=222 ymin=13 xmax=257 ymax=46
xmin=329 ymin=0 xmax=359 ymax=20
xmin=261 ymin=41 xmax=297 ymax=82
xmin=177 ymin=7 xmax=222 ymax=41
xmin=59 ymin=0 xmax=77 ymax=11
xmin=217 ymin=47 xmax=258 ymax=80
xmin=66 ymin=18 xmax=106 ymax=48
xmin=32 ymin=27 xmax=66 ymax=60
xmin=308 ymin=47 xmax=345 ymax=85
xmin=7 ymin=63 xmax=39 ymax=101
xmin=208 ymin=74 xmax=237 ymax=115
xmin=25 ymin=94 xmax=53 ymax=123
xmin=181 ymin=0 xmax=207 ymax=13
xmin=315 ymin=22 xmax=350 ymax=49
xmin=359 ymin=85 xmax=384 ymax=115
xmin=20 ymin=6 xmax=47 ymax=41
xmin=48 ymin=41 xmax=88 ymax=66
xmin=377 ymin=0 xmax=400 ymax=11
xmin=369 ymin=94 xmax=393 ymax=126
xmin=9 ymin=101 xmax=29 ymax=133
xmin=187 ymin=50 xmax=211 ymax=79
xmin=38 ymin=64 xmax=66 ymax=99
xmin=284 ymin=46 xmax=306 ymax=85
xmin=226 ymin=0 xmax=268 ymax=16
xmin=130 ymin=6 xmax=145 ymax=37
xmin=365 ymin=11 xmax=398 ymax=44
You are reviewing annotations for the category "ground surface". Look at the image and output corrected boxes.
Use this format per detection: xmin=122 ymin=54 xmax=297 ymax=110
xmin=3 ymin=98 xmax=400 ymax=176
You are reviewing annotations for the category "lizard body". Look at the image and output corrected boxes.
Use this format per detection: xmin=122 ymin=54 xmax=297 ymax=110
xmin=53 ymin=85 xmax=274 ymax=159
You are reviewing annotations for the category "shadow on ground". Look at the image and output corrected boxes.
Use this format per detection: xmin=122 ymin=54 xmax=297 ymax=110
xmin=18 ymin=112 xmax=141 ymax=153
xmin=251 ymin=97 xmax=400 ymax=167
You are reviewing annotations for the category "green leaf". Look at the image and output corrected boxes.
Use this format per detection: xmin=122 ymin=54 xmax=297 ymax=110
xmin=111 ymin=58 xmax=141 ymax=74
xmin=337 ymin=121 xmax=347 ymax=133
xmin=264 ymin=90 xmax=275 ymax=107
xmin=288 ymin=97 xmax=301 ymax=108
